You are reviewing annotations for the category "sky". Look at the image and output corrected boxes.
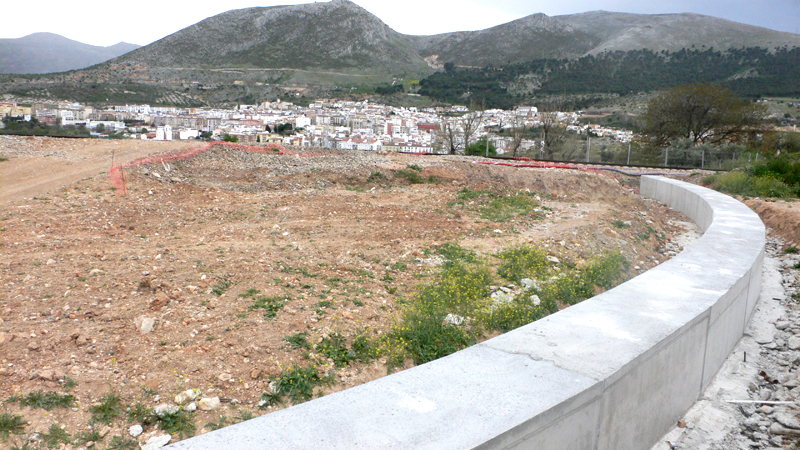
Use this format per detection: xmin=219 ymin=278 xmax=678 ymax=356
xmin=3 ymin=0 xmax=799 ymax=47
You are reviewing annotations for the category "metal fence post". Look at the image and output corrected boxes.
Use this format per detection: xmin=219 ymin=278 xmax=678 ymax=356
xmin=586 ymin=134 xmax=590 ymax=163
xmin=701 ymin=149 xmax=705 ymax=170
xmin=627 ymin=142 xmax=631 ymax=165
xmin=664 ymin=148 xmax=669 ymax=167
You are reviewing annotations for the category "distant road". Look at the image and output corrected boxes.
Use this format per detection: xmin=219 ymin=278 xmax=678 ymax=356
xmin=0 ymin=136 xmax=196 ymax=204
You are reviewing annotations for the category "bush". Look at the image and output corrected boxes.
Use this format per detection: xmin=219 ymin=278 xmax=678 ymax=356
xmin=496 ymin=245 xmax=549 ymax=284
xmin=703 ymin=171 xmax=796 ymax=198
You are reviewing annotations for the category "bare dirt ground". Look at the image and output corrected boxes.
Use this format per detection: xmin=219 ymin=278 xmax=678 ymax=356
xmin=0 ymin=135 xmax=790 ymax=449
xmin=745 ymin=199 xmax=800 ymax=248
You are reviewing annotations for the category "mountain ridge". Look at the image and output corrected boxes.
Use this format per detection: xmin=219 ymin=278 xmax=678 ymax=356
xmin=104 ymin=0 xmax=800 ymax=75
xmin=1 ymin=33 xmax=140 ymax=74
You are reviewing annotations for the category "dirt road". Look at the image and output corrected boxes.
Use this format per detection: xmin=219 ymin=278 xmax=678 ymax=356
xmin=1 ymin=135 xmax=196 ymax=203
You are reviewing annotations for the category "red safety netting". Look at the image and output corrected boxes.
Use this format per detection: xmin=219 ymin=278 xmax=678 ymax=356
xmin=471 ymin=159 xmax=604 ymax=175
xmin=109 ymin=141 xmax=289 ymax=194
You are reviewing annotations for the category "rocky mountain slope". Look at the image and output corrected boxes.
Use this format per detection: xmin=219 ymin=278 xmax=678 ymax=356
xmin=557 ymin=10 xmax=800 ymax=54
xmin=1 ymin=33 xmax=139 ymax=74
xmin=109 ymin=1 xmax=800 ymax=75
xmin=411 ymin=13 xmax=599 ymax=67
xmin=111 ymin=0 xmax=429 ymax=76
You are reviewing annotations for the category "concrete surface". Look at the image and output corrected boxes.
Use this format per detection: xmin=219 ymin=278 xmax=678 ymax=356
xmin=167 ymin=176 xmax=765 ymax=450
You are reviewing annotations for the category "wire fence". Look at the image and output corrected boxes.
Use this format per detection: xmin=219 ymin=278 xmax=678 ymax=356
xmin=525 ymin=141 xmax=761 ymax=171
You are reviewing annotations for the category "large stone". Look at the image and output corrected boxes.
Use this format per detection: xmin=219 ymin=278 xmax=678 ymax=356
xmin=154 ymin=404 xmax=179 ymax=416
xmin=135 ymin=316 xmax=155 ymax=334
xmin=774 ymin=411 xmax=800 ymax=429
xmin=175 ymin=389 xmax=200 ymax=405
xmin=197 ymin=397 xmax=221 ymax=411
xmin=787 ymin=336 xmax=800 ymax=350
xmin=141 ymin=434 xmax=171 ymax=450
xmin=769 ymin=422 xmax=800 ymax=436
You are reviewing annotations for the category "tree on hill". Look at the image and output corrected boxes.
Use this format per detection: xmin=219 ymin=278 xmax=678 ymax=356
xmin=639 ymin=83 xmax=769 ymax=148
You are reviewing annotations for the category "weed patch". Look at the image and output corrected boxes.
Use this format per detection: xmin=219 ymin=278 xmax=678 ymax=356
xmin=40 ymin=424 xmax=72 ymax=448
xmin=249 ymin=295 xmax=288 ymax=319
xmin=496 ymin=245 xmax=548 ymax=284
xmin=703 ymin=171 xmax=797 ymax=198
xmin=211 ymin=280 xmax=232 ymax=296
xmin=260 ymin=364 xmax=327 ymax=407
xmin=451 ymin=188 xmax=541 ymax=222
xmin=90 ymin=393 xmax=123 ymax=425
xmin=6 ymin=391 xmax=75 ymax=411
xmin=283 ymin=332 xmax=311 ymax=350
xmin=0 ymin=413 xmax=27 ymax=440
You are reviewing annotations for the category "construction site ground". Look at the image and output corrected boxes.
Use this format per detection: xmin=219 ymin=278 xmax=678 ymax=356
xmin=0 ymin=135 xmax=797 ymax=449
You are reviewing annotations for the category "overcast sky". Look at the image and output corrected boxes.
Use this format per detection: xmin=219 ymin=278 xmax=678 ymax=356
xmin=3 ymin=0 xmax=799 ymax=47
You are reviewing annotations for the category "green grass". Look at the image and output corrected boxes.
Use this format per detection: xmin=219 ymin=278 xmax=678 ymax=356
xmin=153 ymin=409 xmax=196 ymax=438
xmin=702 ymin=171 xmax=797 ymax=199
xmin=451 ymin=188 xmax=541 ymax=222
xmin=435 ymin=242 xmax=478 ymax=267
xmin=6 ymin=390 xmax=75 ymax=411
xmin=211 ymin=280 xmax=232 ymax=296
xmin=611 ymin=219 xmax=629 ymax=229
xmin=495 ymin=245 xmax=549 ymax=284
xmin=90 ymin=393 xmax=124 ymax=425
xmin=784 ymin=246 xmax=799 ymax=254
xmin=249 ymin=295 xmax=288 ymax=319
xmin=107 ymin=435 xmax=138 ymax=449
xmin=381 ymin=244 xmax=630 ymax=371
xmin=394 ymin=169 xmax=437 ymax=184
xmin=317 ymin=333 xmax=354 ymax=368
xmin=0 ymin=413 xmax=27 ymax=440
xmin=367 ymin=171 xmax=387 ymax=183
xmin=283 ymin=332 xmax=311 ymax=350
xmin=75 ymin=429 xmax=103 ymax=445
xmin=40 ymin=424 xmax=72 ymax=448
xmin=260 ymin=364 xmax=327 ymax=407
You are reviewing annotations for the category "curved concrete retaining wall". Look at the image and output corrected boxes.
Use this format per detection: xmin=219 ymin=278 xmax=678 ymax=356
xmin=168 ymin=176 xmax=764 ymax=450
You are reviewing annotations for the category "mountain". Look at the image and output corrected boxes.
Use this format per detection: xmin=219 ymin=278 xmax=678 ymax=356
xmin=1 ymin=33 xmax=140 ymax=74
xmin=111 ymin=0 xmax=429 ymax=76
xmin=4 ymin=1 xmax=800 ymax=107
xmin=109 ymin=2 xmax=800 ymax=74
xmin=411 ymin=13 xmax=599 ymax=67
xmin=557 ymin=11 xmax=800 ymax=54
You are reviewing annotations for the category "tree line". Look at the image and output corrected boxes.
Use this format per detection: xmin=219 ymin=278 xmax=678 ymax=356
xmin=418 ymin=46 xmax=800 ymax=109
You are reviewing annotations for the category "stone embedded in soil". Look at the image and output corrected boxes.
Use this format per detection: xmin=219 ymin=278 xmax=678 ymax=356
xmin=175 ymin=388 xmax=200 ymax=405
xmin=135 ymin=315 xmax=156 ymax=334
xmin=141 ymin=434 xmax=172 ymax=450
xmin=130 ymin=425 xmax=143 ymax=437
xmin=154 ymin=404 xmax=179 ymax=416
xmin=774 ymin=411 xmax=800 ymax=430
xmin=198 ymin=397 xmax=221 ymax=411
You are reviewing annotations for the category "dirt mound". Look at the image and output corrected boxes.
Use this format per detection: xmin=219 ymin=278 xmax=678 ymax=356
xmin=745 ymin=199 xmax=800 ymax=248
xmin=1 ymin=143 xmax=690 ymax=447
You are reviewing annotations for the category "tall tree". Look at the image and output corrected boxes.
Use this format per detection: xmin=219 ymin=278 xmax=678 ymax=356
xmin=639 ymin=83 xmax=769 ymax=148
xmin=508 ymin=114 xmax=526 ymax=157
xmin=436 ymin=118 xmax=460 ymax=155
xmin=538 ymin=100 xmax=568 ymax=160
xmin=460 ymin=101 xmax=485 ymax=151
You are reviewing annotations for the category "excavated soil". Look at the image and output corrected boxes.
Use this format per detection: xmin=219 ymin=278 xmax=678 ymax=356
xmin=1 ymin=139 xmax=704 ymax=447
